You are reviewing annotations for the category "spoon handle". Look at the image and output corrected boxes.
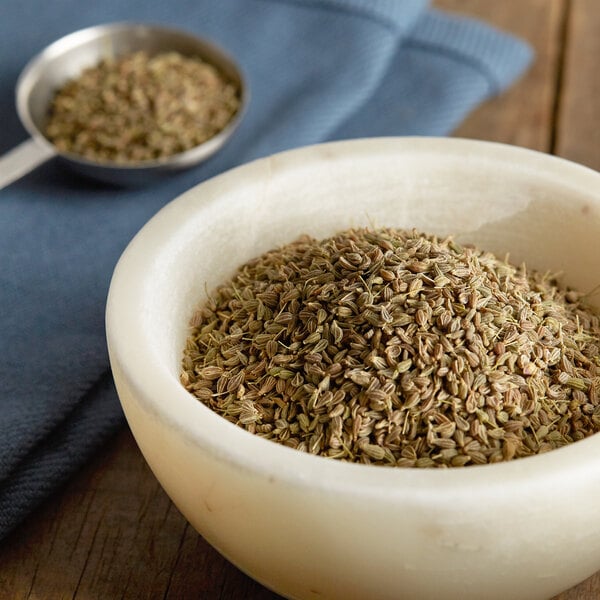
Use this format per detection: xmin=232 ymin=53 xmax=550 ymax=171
xmin=0 ymin=138 xmax=56 ymax=191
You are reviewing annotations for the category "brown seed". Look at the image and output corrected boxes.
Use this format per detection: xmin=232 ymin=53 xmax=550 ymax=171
xmin=182 ymin=226 xmax=600 ymax=469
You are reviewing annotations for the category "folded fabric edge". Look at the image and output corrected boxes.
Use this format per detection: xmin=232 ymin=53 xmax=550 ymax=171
xmin=265 ymin=0 xmax=428 ymax=34
xmin=0 ymin=334 xmax=113 ymax=487
xmin=409 ymin=8 xmax=534 ymax=96
xmin=0 ymin=371 xmax=124 ymax=542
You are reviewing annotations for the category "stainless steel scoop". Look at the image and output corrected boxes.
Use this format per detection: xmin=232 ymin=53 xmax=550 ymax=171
xmin=0 ymin=22 xmax=248 ymax=188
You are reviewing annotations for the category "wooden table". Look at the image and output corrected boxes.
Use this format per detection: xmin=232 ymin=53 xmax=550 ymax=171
xmin=1 ymin=1 xmax=598 ymax=598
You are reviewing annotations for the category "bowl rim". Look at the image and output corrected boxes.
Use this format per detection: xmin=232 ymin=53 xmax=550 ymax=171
xmin=106 ymin=136 xmax=600 ymax=499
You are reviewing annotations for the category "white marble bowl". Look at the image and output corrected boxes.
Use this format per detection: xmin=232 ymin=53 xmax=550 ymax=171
xmin=106 ymin=138 xmax=600 ymax=600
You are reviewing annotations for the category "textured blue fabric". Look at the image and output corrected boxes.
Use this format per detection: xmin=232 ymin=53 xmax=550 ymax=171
xmin=0 ymin=0 xmax=532 ymax=539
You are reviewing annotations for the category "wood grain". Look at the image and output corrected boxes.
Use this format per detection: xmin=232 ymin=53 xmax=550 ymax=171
xmin=439 ymin=0 xmax=567 ymax=151
xmin=554 ymin=0 xmax=600 ymax=170
xmin=0 ymin=430 xmax=277 ymax=600
xmin=1 ymin=1 xmax=598 ymax=599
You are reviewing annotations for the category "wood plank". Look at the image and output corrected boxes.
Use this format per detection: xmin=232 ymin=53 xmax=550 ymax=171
xmin=437 ymin=0 xmax=567 ymax=151
xmin=0 ymin=430 xmax=281 ymax=599
xmin=165 ymin=523 xmax=278 ymax=599
xmin=549 ymin=1 xmax=600 ymax=598
xmin=554 ymin=0 xmax=600 ymax=170
xmin=556 ymin=576 xmax=600 ymax=600
xmin=0 ymin=432 xmax=186 ymax=599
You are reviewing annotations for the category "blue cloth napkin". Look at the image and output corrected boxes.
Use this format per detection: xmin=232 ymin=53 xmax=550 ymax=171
xmin=0 ymin=0 xmax=532 ymax=539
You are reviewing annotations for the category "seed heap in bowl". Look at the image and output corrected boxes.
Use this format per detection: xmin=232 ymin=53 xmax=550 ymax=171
xmin=181 ymin=228 xmax=600 ymax=467
xmin=45 ymin=51 xmax=239 ymax=163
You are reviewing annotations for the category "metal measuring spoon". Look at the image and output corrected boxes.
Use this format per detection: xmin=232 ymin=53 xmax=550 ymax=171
xmin=0 ymin=22 xmax=248 ymax=189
